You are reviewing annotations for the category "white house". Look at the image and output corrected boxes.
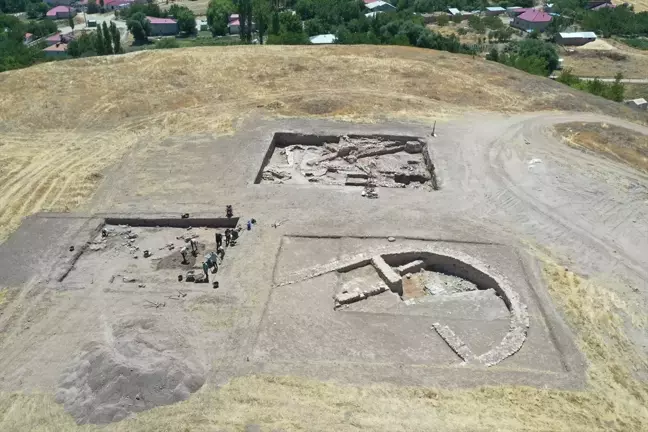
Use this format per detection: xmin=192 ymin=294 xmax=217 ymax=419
xmin=309 ymin=33 xmax=336 ymax=44
xmin=556 ymin=31 xmax=597 ymax=46
xmin=485 ymin=6 xmax=506 ymax=15
xmin=625 ymin=98 xmax=648 ymax=111
xmin=365 ymin=1 xmax=396 ymax=12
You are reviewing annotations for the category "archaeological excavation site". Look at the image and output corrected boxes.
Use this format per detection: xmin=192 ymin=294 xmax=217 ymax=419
xmin=257 ymin=133 xmax=438 ymax=193
xmin=6 ymin=112 xmax=644 ymax=431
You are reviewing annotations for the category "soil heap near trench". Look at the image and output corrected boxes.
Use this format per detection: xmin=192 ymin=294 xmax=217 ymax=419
xmin=55 ymin=317 xmax=205 ymax=424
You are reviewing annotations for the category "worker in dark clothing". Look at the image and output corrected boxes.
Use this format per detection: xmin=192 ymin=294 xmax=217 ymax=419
xmin=215 ymin=232 xmax=223 ymax=249
xmin=231 ymin=229 xmax=239 ymax=246
xmin=225 ymin=229 xmax=231 ymax=247
xmin=202 ymin=261 xmax=209 ymax=280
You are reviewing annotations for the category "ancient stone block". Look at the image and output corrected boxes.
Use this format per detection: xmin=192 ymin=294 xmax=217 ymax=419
xmin=337 ymin=144 xmax=357 ymax=157
xmin=405 ymin=141 xmax=423 ymax=153
xmin=397 ymin=260 xmax=424 ymax=275
xmin=371 ymin=255 xmax=402 ymax=293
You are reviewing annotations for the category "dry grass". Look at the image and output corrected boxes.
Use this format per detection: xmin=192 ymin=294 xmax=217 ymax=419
xmin=0 ymin=45 xmax=644 ymax=243
xmin=0 ymin=258 xmax=646 ymax=431
xmin=560 ymin=40 xmax=648 ymax=78
xmin=555 ymin=122 xmax=648 ymax=173
xmin=630 ymin=0 xmax=648 ymax=12
xmin=427 ymin=23 xmax=483 ymax=45
xmin=623 ymin=82 xmax=648 ymax=99
xmin=156 ymin=0 xmax=209 ymax=15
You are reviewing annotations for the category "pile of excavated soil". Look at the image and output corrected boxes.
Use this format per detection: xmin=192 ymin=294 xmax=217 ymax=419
xmin=55 ymin=317 xmax=205 ymax=424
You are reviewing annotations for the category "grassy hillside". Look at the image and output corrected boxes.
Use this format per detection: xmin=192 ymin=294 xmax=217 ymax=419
xmin=0 ymin=44 xmax=645 ymax=242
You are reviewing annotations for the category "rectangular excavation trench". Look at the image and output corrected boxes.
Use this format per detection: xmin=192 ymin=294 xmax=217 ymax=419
xmin=54 ymin=217 xmax=240 ymax=283
xmin=255 ymin=132 xmax=439 ymax=190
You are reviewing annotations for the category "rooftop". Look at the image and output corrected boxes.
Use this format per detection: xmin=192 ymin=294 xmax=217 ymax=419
xmin=558 ymin=31 xmax=597 ymax=38
xmin=43 ymin=42 xmax=68 ymax=52
xmin=486 ymin=6 xmax=506 ymax=11
xmin=517 ymin=9 xmax=552 ymax=22
xmin=146 ymin=16 xmax=177 ymax=24
xmin=365 ymin=1 xmax=395 ymax=9
xmin=309 ymin=33 xmax=337 ymax=44
xmin=46 ymin=5 xmax=72 ymax=16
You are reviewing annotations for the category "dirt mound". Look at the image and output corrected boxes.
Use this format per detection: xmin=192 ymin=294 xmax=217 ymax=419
xmin=55 ymin=317 xmax=205 ymax=424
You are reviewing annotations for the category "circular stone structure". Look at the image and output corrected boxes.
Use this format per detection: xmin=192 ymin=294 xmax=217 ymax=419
xmin=279 ymin=245 xmax=530 ymax=367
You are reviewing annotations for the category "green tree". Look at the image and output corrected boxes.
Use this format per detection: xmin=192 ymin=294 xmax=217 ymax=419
xmin=514 ymin=39 xmax=559 ymax=72
xmin=68 ymin=14 xmax=74 ymax=30
xmin=26 ymin=2 xmax=48 ymax=19
xmin=102 ymin=22 xmax=113 ymax=54
xmin=451 ymin=14 xmax=461 ymax=24
xmin=127 ymin=12 xmax=151 ymax=43
xmin=468 ymin=15 xmax=485 ymax=33
xmin=87 ymin=0 xmax=99 ymax=13
xmin=304 ymin=18 xmax=324 ymax=36
xmin=68 ymin=32 xmax=97 ymax=57
xmin=253 ymin=0 xmax=271 ymax=43
xmin=170 ymin=4 xmax=196 ymax=34
xmin=295 ymin=0 xmax=315 ymax=20
xmin=486 ymin=47 xmax=499 ymax=62
xmin=26 ymin=19 xmax=57 ymax=38
xmin=110 ymin=21 xmax=121 ymax=54
xmin=236 ymin=0 xmax=253 ymax=42
xmin=207 ymin=0 xmax=234 ymax=36
xmin=436 ymin=14 xmax=449 ymax=26
xmin=608 ymin=72 xmax=625 ymax=102
xmin=95 ymin=24 xmax=105 ymax=54
xmin=0 ymin=14 xmax=47 ymax=72
xmin=270 ymin=10 xmax=280 ymax=34
xmin=154 ymin=37 xmax=180 ymax=48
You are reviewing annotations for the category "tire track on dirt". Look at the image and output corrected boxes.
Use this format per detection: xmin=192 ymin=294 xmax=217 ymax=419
xmin=487 ymin=114 xmax=648 ymax=281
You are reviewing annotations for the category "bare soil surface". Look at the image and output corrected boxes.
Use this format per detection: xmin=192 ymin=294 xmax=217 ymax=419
xmin=560 ymin=39 xmax=648 ymax=78
xmin=0 ymin=47 xmax=647 ymax=431
xmin=0 ymin=45 xmax=645 ymax=243
xmin=555 ymin=121 xmax=648 ymax=173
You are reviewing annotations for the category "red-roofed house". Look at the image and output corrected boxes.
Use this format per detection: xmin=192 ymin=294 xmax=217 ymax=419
xmin=46 ymin=5 xmax=76 ymax=19
xmin=45 ymin=32 xmax=75 ymax=45
xmin=511 ymin=9 xmax=552 ymax=32
xmin=43 ymin=42 xmax=68 ymax=57
xmin=146 ymin=16 xmax=178 ymax=36
xmin=46 ymin=33 xmax=63 ymax=45
xmin=228 ymin=13 xmax=240 ymax=34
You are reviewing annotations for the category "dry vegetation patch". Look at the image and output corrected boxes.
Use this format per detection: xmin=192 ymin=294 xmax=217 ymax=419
xmin=560 ymin=40 xmax=648 ymax=78
xmin=555 ymin=122 xmax=648 ymax=173
xmin=0 ymin=45 xmax=644 ymax=243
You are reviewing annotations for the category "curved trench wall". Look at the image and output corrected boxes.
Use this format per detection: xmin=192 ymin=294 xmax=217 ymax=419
xmin=278 ymin=246 xmax=529 ymax=367
xmin=381 ymin=251 xmax=511 ymax=309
